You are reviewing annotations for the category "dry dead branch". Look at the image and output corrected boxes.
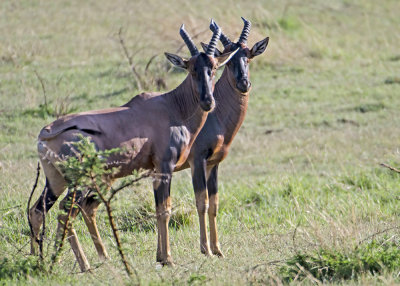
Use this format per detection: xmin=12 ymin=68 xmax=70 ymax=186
xmin=118 ymin=27 xmax=145 ymax=91
xmin=380 ymin=163 xmax=400 ymax=174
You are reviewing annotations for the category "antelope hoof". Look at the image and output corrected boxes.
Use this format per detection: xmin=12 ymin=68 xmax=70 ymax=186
xmin=211 ymin=248 xmax=224 ymax=258
xmin=160 ymin=257 xmax=175 ymax=267
xmin=200 ymin=244 xmax=212 ymax=256
xmin=99 ymin=254 xmax=110 ymax=262
xmin=201 ymin=249 xmax=213 ymax=257
xmin=30 ymin=239 xmax=39 ymax=255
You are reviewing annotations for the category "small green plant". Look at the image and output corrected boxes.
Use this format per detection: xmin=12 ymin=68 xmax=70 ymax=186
xmin=54 ymin=135 xmax=151 ymax=276
xmin=58 ymin=135 xmax=120 ymax=192
xmin=188 ymin=273 xmax=207 ymax=285
xmin=0 ymin=257 xmax=43 ymax=280
xmin=279 ymin=239 xmax=400 ymax=283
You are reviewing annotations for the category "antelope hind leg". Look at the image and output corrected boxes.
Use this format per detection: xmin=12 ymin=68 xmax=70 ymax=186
xmin=56 ymin=191 xmax=91 ymax=272
xmin=81 ymin=194 xmax=109 ymax=261
xmin=29 ymin=159 xmax=67 ymax=255
xmin=192 ymin=159 xmax=212 ymax=256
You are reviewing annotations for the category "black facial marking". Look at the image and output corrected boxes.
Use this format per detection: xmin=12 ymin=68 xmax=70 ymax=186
xmin=225 ymin=44 xmax=251 ymax=93
xmin=193 ymin=53 xmax=215 ymax=111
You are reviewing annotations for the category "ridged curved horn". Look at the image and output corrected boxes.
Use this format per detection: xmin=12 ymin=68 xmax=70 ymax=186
xmin=210 ymin=19 xmax=231 ymax=48
xmin=180 ymin=24 xmax=199 ymax=56
xmin=206 ymin=19 xmax=221 ymax=56
xmin=238 ymin=17 xmax=251 ymax=45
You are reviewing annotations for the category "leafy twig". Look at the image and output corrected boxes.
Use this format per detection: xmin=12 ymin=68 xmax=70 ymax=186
xmin=89 ymin=173 xmax=133 ymax=277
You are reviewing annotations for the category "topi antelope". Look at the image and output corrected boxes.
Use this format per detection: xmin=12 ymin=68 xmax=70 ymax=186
xmin=49 ymin=18 xmax=269 ymax=263
xmin=28 ymin=21 xmax=238 ymax=270
xmin=175 ymin=17 xmax=269 ymax=257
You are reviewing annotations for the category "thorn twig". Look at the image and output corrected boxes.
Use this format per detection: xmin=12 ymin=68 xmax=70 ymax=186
xmin=380 ymin=163 xmax=400 ymax=173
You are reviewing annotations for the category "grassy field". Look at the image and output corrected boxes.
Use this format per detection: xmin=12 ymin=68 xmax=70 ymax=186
xmin=1 ymin=0 xmax=400 ymax=284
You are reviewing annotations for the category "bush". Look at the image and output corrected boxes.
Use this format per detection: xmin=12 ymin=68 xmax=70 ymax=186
xmin=279 ymin=239 xmax=400 ymax=283
xmin=0 ymin=257 xmax=43 ymax=280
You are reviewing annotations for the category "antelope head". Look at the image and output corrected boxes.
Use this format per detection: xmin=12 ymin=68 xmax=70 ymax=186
xmin=202 ymin=17 xmax=269 ymax=94
xmin=165 ymin=21 xmax=238 ymax=111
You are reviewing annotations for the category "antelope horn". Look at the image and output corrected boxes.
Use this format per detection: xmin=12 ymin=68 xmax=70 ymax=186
xmin=180 ymin=24 xmax=199 ymax=56
xmin=210 ymin=19 xmax=232 ymax=48
xmin=238 ymin=17 xmax=251 ymax=45
xmin=206 ymin=19 xmax=221 ymax=56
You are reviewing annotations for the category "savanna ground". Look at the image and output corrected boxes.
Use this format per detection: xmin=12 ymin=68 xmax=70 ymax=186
xmin=1 ymin=0 xmax=400 ymax=284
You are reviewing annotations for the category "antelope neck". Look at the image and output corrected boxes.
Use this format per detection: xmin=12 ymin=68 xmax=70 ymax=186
xmin=165 ymin=75 xmax=208 ymax=134
xmin=213 ymin=67 xmax=249 ymax=134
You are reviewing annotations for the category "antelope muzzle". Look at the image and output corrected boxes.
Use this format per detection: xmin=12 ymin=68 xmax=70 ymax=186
xmin=200 ymin=95 xmax=215 ymax=112
xmin=236 ymin=78 xmax=251 ymax=93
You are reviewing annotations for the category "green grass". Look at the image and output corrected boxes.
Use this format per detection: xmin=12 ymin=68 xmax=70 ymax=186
xmin=1 ymin=0 xmax=400 ymax=284
xmin=279 ymin=239 xmax=400 ymax=283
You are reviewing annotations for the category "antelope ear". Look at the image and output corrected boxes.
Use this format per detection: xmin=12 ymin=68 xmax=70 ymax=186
xmin=215 ymin=48 xmax=239 ymax=69
xmin=164 ymin=52 xmax=188 ymax=69
xmin=200 ymin=42 xmax=222 ymax=57
xmin=250 ymin=37 xmax=269 ymax=59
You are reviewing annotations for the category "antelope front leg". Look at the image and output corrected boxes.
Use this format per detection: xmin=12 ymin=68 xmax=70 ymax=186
xmin=207 ymin=165 xmax=224 ymax=257
xmin=153 ymin=171 xmax=174 ymax=266
xmin=192 ymin=159 xmax=212 ymax=256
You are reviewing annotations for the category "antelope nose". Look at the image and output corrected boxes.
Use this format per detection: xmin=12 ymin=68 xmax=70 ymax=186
xmin=236 ymin=78 xmax=251 ymax=92
xmin=200 ymin=97 xmax=215 ymax=112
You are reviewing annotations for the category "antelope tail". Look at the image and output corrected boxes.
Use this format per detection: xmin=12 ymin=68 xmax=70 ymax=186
xmin=27 ymin=161 xmax=41 ymax=238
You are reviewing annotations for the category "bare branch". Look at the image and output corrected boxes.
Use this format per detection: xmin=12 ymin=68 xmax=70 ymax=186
xmin=380 ymin=163 xmax=400 ymax=174
xmin=109 ymin=170 xmax=152 ymax=201
xmin=0 ymin=205 xmax=22 ymax=212
xmin=27 ymin=162 xmax=40 ymax=243
xmin=89 ymin=173 xmax=134 ymax=277
xmin=145 ymin=54 xmax=158 ymax=76
xmin=357 ymin=225 xmax=400 ymax=247
xmin=118 ymin=27 xmax=144 ymax=91
xmin=34 ymin=70 xmax=49 ymax=112
xmin=39 ymin=185 xmax=48 ymax=260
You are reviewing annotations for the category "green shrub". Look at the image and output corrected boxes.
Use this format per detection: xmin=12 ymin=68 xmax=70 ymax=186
xmin=0 ymin=257 xmax=43 ymax=280
xmin=279 ymin=239 xmax=400 ymax=283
